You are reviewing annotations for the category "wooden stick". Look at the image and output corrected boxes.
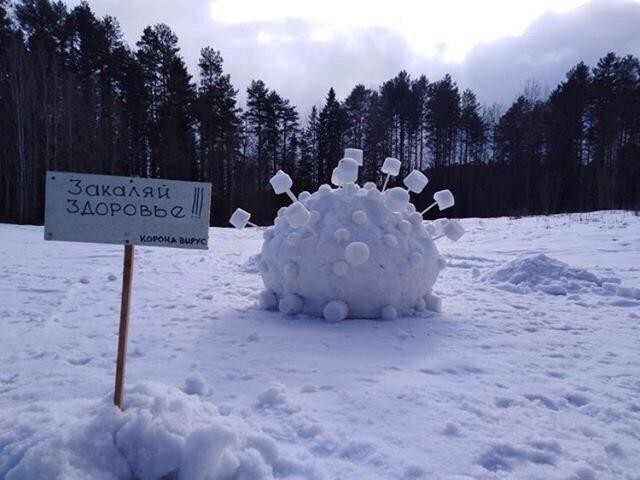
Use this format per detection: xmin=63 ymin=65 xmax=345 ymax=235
xmin=114 ymin=244 xmax=134 ymax=409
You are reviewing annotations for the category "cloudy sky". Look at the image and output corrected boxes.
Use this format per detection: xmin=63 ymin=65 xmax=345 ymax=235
xmin=64 ymin=0 xmax=640 ymax=116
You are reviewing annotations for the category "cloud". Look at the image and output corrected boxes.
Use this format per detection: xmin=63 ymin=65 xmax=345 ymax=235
xmin=208 ymin=0 xmax=597 ymax=61
xmin=456 ymin=0 xmax=640 ymax=105
xmin=62 ymin=0 xmax=640 ymax=115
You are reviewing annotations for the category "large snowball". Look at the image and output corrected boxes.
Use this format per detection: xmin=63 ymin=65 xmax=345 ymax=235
xmin=259 ymin=183 xmax=441 ymax=319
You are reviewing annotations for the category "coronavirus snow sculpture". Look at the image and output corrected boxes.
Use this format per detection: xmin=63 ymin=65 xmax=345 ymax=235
xmin=230 ymin=148 xmax=464 ymax=321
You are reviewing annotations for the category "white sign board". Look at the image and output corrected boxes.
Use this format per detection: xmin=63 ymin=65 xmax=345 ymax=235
xmin=45 ymin=171 xmax=211 ymax=249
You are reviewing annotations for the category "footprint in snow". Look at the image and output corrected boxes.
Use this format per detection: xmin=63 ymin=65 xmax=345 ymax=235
xmin=478 ymin=442 xmax=558 ymax=472
xmin=67 ymin=357 xmax=92 ymax=366
xmin=565 ymin=393 xmax=590 ymax=407
xmin=524 ymin=394 xmax=559 ymax=411
xmin=495 ymin=397 xmax=515 ymax=408
xmin=403 ymin=465 xmax=426 ymax=479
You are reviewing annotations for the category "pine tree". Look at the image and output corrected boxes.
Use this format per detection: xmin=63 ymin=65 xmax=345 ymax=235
xmin=276 ymin=95 xmax=299 ymax=176
xmin=196 ymin=46 xmax=241 ymax=197
xmin=459 ymin=89 xmax=485 ymax=165
xmin=381 ymin=71 xmax=415 ymax=170
xmin=66 ymin=3 xmax=125 ymax=174
xmin=317 ymin=88 xmax=347 ymax=183
xmin=243 ymin=79 xmax=270 ymax=189
xmin=614 ymin=55 xmax=640 ymax=209
xmin=495 ymin=95 xmax=546 ymax=214
xmin=589 ymin=52 xmax=620 ymax=208
xmin=362 ymin=91 xmax=386 ymax=182
xmin=0 ymin=0 xmax=14 ymax=220
xmin=546 ymin=62 xmax=590 ymax=212
xmin=136 ymin=23 xmax=196 ymax=180
xmin=11 ymin=0 xmax=69 ymax=222
xmin=425 ymin=74 xmax=460 ymax=168
xmin=120 ymin=47 xmax=150 ymax=177
xmin=0 ymin=0 xmax=11 ymax=46
xmin=297 ymin=106 xmax=319 ymax=191
xmin=411 ymin=75 xmax=429 ymax=170
xmin=344 ymin=84 xmax=372 ymax=150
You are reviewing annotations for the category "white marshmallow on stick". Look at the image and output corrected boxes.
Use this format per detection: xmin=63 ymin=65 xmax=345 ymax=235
xmin=229 ymin=208 xmax=259 ymax=229
xmin=427 ymin=218 xmax=449 ymax=238
xmin=381 ymin=157 xmax=401 ymax=192
xmin=284 ymin=202 xmax=317 ymax=234
xmin=285 ymin=202 xmax=310 ymax=228
xmin=269 ymin=170 xmax=297 ymax=203
xmin=421 ymin=189 xmax=455 ymax=215
xmin=403 ymin=170 xmax=429 ymax=194
xmin=344 ymin=148 xmax=363 ymax=166
xmin=331 ymin=158 xmax=359 ymax=187
xmin=433 ymin=219 xmax=465 ymax=242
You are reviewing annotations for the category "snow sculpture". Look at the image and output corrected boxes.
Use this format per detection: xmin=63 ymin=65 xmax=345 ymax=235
xmin=230 ymin=148 xmax=465 ymax=321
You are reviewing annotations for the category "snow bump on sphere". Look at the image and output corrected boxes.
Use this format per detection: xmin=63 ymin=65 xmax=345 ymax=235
xmin=232 ymin=148 xmax=464 ymax=322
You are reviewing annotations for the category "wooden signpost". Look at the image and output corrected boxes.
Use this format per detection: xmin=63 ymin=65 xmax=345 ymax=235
xmin=115 ymin=244 xmax=135 ymax=408
xmin=44 ymin=171 xmax=212 ymax=409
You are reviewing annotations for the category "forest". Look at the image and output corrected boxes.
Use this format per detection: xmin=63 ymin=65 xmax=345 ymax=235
xmin=1 ymin=0 xmax=639 ymax=226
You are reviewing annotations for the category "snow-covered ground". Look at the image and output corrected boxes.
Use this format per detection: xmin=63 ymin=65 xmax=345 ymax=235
xmin=1 ymin=211 xmax=639 ymax=479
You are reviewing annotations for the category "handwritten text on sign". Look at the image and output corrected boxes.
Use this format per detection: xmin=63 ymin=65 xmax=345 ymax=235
xmin=44 ymin=171 xmax=211 ymax=249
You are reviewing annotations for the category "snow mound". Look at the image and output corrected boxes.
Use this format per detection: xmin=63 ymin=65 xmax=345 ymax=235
xmin=0 ymin=382 xmax=309 ymax=480
xmin=483 ymin=254 xmax=601 ymax=295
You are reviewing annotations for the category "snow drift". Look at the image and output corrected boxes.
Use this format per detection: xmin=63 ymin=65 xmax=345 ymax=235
xmin=0 ymin=382 xmax=310 ymax=480
xmin=483 ymin=253 xmax=639 ymax=298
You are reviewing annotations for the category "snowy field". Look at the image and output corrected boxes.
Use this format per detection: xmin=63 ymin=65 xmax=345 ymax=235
xmin=1 ymin=211 xmax=639 ymax=480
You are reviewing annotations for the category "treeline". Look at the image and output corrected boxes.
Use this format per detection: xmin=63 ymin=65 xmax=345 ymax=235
xmin=1 ymin=0 xmax=639 ymax=226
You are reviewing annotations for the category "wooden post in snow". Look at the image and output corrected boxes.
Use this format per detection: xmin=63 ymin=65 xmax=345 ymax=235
xmin=114 ymin=244 xmax=134 ymax=409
